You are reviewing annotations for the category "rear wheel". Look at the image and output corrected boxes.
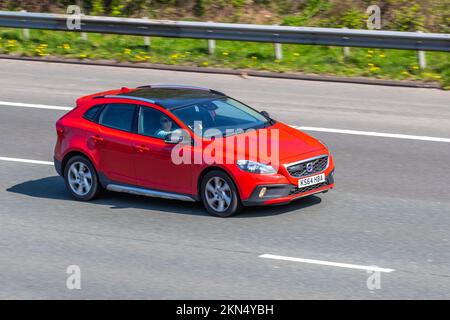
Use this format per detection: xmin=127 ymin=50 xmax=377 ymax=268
xmin=201 ymin=170 xmax=242 ymax=217
xmin=64 ymin=155 xmax=101 ymax=201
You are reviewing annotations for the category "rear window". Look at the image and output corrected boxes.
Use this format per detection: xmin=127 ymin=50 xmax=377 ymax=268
xmin=83 ymin=105 xmax=102 ymax=122
xmin=98 ymin=103 xmax=136 ymax=132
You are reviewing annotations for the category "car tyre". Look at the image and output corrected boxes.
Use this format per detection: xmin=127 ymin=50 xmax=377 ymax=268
xmin=201 ymin=170 xmax=242 ymax=217
xmin=64 ymin=155 xmax=101 ymax=201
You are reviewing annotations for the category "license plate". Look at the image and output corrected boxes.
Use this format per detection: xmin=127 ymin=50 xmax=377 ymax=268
xmin=298 ymin=173 xmax=325 ymax=188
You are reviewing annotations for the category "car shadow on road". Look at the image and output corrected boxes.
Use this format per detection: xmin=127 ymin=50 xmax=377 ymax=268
xmin=7 ymin=176 xmax=322 ymax=218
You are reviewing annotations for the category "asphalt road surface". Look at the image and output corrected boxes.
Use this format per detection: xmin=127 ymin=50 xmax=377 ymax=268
xmin=0 ymin=59 xmax=449 ymax=299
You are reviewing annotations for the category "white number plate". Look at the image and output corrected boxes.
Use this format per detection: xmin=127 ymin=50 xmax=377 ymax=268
xmin=298 ymin=173 xmax=325 ymax=188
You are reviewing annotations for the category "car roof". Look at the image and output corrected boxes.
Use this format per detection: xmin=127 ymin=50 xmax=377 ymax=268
xmin=114 ymin=85 xmax=226 ymax=110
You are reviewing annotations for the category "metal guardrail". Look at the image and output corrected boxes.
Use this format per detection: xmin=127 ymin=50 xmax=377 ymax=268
xmin=0 ymin=11 xmax=449 ymax=52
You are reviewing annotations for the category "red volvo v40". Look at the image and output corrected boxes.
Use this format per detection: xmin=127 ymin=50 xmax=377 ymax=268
xmin=54 ymin=85 xmax=334 ymax=217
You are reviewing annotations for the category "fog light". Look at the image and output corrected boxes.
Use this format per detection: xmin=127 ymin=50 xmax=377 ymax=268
xmin=259 ymin=187 xmax=267 ymax=198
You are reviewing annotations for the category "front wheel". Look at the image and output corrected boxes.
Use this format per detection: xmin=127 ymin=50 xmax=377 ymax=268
xmin=200 ymin=170 xmax=242 ymax=217
xmin=64 ymin=155 xmax=101 ymax=201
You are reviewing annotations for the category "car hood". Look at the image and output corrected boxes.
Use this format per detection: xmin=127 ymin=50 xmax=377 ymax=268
xmin=200 ymin=121 xmax=326 ymax=165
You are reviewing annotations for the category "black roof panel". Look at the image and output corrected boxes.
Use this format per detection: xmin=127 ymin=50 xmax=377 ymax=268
xmin=118 ymin=87 xmax=225 ymax=109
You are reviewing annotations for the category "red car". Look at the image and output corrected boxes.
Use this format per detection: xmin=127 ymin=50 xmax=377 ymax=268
xmin=54 ymin=84 xmax=334 ymax=217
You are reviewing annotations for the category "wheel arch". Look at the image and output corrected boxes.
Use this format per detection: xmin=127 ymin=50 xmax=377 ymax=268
xmin=197 ymin=166 xmax=242 ymax=200
xmin=61 ymin=149 xmax=96 ymax=176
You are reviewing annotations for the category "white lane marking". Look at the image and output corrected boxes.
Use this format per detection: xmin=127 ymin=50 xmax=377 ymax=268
xmin=1 ymin=100 xmax=449 ymax=143
xmin=0 ymin=101 xmax=72 ymax=111
xmin=0 ymin=156 xmax=53 ymax=165
xmin=259 ymin=254 xmax=395 ymax=273
xmin=293 ymin=126 xmax=450 ymax=143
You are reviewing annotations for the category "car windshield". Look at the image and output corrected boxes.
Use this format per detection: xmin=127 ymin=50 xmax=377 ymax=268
xmin=171 ymin=97 xmax=270 ymax=137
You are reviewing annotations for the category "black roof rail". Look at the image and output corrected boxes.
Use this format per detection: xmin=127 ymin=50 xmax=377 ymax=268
xmin=136 ymin=84 xmax=226 ymax=96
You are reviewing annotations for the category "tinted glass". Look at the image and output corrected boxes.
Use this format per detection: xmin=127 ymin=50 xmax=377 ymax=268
xmin=98 ymin=103 xmax=136 ymax=131
xmin=138 ymin=106 xmax=180 ymax=139
xmin=83 ymin=105 xmax=102 ymax=121
xmin=172 ymin=97 xmax=268 ymax=136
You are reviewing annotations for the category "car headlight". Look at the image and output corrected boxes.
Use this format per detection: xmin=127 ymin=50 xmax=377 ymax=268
xmin=236 ymin=160 xmax=277 ymax=174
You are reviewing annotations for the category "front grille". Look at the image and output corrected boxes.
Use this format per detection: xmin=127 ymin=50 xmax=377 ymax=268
xmin=289 ymin=180 xmax=329 ymax=195
xmin=286 ymin=155 xmax=328 ymax=178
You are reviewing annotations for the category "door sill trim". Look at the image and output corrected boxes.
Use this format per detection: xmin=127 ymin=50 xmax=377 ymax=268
xmin=106 ymin=184 xmax=196 ymax=202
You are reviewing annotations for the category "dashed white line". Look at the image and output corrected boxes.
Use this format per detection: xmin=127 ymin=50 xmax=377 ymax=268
xmin=259 ymin=254 xmax=395 ymax=273
xmin=1 ymin=100 xmax=449 ymax=143
xmin=0 ymin=100 xmax=72 ymax=111
xmin=0 ymin=156 xmax=53 ymax=165
xmin=293 ymin=126 xmax=450 ymax=143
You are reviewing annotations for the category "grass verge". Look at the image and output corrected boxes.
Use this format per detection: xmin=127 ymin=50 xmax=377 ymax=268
xmin=1 ymin=28 xmax=449 ymax=89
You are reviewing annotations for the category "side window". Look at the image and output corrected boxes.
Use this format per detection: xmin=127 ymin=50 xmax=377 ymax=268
xmin=138 ymin=106 xmax=180 ymax=139
xmin=83 ymin=105 xmax=102 ymax=122
xmin=98 ymin=103 xmax=136 ymax=132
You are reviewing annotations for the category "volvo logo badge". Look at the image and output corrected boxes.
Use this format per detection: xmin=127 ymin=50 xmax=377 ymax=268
xmin=306 ymin=162 xmax=314 ymax=172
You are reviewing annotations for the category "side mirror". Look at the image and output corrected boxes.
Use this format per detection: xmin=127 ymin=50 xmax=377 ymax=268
xmin=164 ymin=129 xmax=190 ymax=145
xmin=164 ymin=133 xmax=183 ymax=144
xmin=261 ymin=110 xmax=270 ymax=118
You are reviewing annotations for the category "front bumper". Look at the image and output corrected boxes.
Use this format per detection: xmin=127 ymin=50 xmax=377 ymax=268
xmin=242 ymin=169 xmax=334 ymax=206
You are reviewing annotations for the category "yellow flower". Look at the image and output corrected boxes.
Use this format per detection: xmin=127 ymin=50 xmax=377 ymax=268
xmin=293 ymin=52 xmax=300 ymax=57
xmin=412 ymin=65 xmax=419 ymax=70
xmin=368 ymin=63 xmax=374 ymax=67
xmin=201 ymin=61 xmax=209 ymax=67
xmin=368 ymin=50 xmax=374 ymax=54
xmin=370 ymin=66 xmax=380 ymax=72
xmin=79 ymin=53 xmax=87 ymax=59
xmin=379 ymin=53 xmax=386 ymax=58
xmin=63 ymin=43 xmax=70 ymax=50
xmin=222 ymin=52 xmax=229 ymax=56
xmin=366 ymin=54 xmax=372 ymax=58
xmin=6 ymin=39 xmax=17 ymax=47
xmin=170 ymin=53 xmax=180 ymax=59
xmin=401 ymin=71 xmax=409 ymax=75
xmin=123 ymin=48 xmax=131 ymax=55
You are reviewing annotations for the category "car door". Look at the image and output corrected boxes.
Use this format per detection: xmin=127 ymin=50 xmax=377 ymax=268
xmin=133 ymin=105 xmax=193 ymax=195
xmin=93 ymin=103 xmax=138 ymax=185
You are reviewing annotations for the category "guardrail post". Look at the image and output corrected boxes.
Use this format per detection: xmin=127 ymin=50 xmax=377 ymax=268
xmin=20 ymin=10 xmax=29 ymax=39
xmin=417 ymin=31 xmax=426 ymax=69
xmin=80 ymin=14 xmax=88 ymax=41
xmin=207 ymin=21 xmax=215 ymax=55
xmin=208 ymin=39 xmax=215 ymax=55
xmin=274 ymin=43 xmax=283 ymax=60
xmin=143 ymin=17 xmax=151 ymax=47
xmin=343 ymin=27 xmax=350 ymax=59
xmin=273 ymin=24 xmax=283 ymax=60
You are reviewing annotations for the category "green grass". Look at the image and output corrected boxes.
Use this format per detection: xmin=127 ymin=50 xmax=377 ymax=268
xmin=1 ymin=28 xmax=449 ymax=89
